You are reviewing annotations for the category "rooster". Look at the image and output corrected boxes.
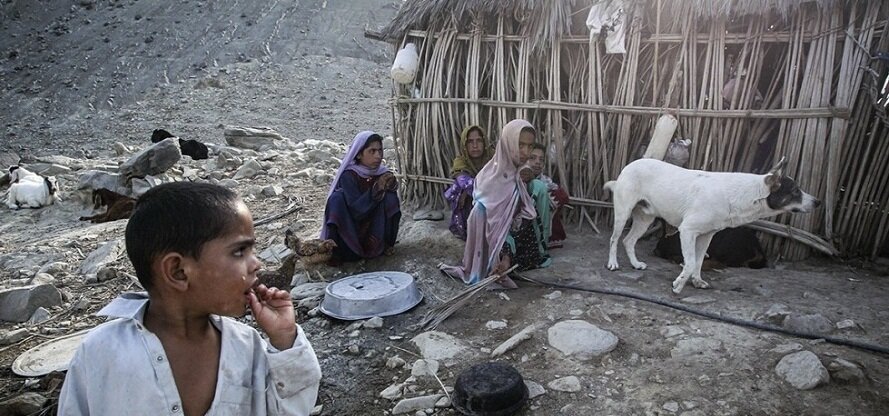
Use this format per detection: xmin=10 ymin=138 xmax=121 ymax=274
xmin=284 ymin=229 xmax=337 ymax=283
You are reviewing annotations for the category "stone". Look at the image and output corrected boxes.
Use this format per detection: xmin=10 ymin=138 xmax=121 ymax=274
xmin=783 ymin=314 xmax=833 ymax=335
xmin=411 ymin=331 xmax=469 ymax=361
xmin=216 ymin=151 xmax=244 ymax=170
xmin=547 ymin=376 xmax=581 ymax=392
xmin=120 ymin=138 xmax=181 ymax=179
xmin=290 ymin=283 xmax=328 ymax=300
xmin=775 ymin=350 xmax=830 ymax=390
xmin=218 ymin=179 xmax=239 ymax=188
xmin=113 ymin=142 xmax=131 ymax=156
xmin=0 ymin=328 xmax=30 ymax=345
xmin=27 ymin=307 xmax=51 ymax=324
xmin=768 ymin=342 xmax=803 ymax=355
xmin=543 ymin=291 xmax=562 ymax=300
xmin=224 ymin=126 xmax=283 ymax=150
xmin=77 ymin=170 xmax=128 ymax=196
xmin=29 ymin=163 xmax=71 ymax=176
xmin=80 ymin=240 xmax=123 ymax=281
xmin=262 ymin=184 xmax=284 ymax=197
xmin=547 ymin=320 xmax=618 ymax=360
xmin=659 ymin=325 xmax=685 ymax=338
xmin=663 ymin=401 xmax=680 ymax=413
xmin=411 ymin=359 xmax=439 ymax=378
xmin=310 ymin=405 xmax=323 ymax=416
xmin=525 ymin=380 xmax=546 ymax=399
xmin=434 ymin=396 xmax=451 ymax=408
xmin=386 ymin=356 xmax=406 ymax=369
xmin=0 ymin=284 xmax=63 ymax=323
xmin=835 ymin=319 xmax=858 ymax=330
xmin=380 ymin=382 xmax=404 ymax=400
xmin=363 ymin=316 xmax=384 ymax=329
xmin=233 ymin=159 xmax=263 ymax=180
xmin=96 ymin=266 xmax=117 ymax=282
xmin=485 ymin=320 xmax=507 ymax=330
xmin=392 ymin=395 xmax=443 ymax=415
xmin=828 ymin=358 xmax=866 ymax=384
xmin=30 ymin=273 xmax=55 ymax=285
xmin=0 ymin=392 xmax=47 ymax=416
xmin=762 ymin=303 xmax=791 ymax=324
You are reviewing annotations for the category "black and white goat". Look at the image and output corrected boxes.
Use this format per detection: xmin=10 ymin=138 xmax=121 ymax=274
xmin=6 ymin=166 xmax=59 ymax=209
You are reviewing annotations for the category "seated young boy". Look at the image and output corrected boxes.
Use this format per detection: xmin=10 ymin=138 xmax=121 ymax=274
xmin=59 ymin=182 xmax=322 ymax=416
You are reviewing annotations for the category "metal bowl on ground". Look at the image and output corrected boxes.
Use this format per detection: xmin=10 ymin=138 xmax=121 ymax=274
xmin=319 ymin=271 xmax=423 ymax=320
xmin=453 ymin=362 xmax=529 ymax=416
xmin=12 ymin=329 xmax=90 ymax=377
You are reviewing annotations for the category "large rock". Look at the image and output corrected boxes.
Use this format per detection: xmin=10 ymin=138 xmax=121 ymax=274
xmin=775 ymin=350 xmax=830 ymax=390
xmin=547 ymin=320 xmax=618 ymax=360
xmin=0 ymin=284 xmax=62 ymax=323
xmin=80 ymin=240 xmax=124 ymax=281
xmin=224 ymin=126 xmax=283 ymax=150
xmin=119 ymin=137 xmax=181 ymax=179
xmin=77 ymin=170 xmax=129 ymax=195
xmin=411 ymin=331 xmax=470 ymax=361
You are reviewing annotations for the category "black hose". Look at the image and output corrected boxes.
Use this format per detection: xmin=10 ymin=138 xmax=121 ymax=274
xmin=514 ymin=273 xmax=889 ymax=356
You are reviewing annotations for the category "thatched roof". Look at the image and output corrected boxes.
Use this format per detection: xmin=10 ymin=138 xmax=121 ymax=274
xmin=378 ymin=0 xmax=842 ymax=43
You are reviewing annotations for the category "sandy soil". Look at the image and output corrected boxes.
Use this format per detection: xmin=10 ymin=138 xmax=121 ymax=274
xmin=1 ymin=1 xmax=888 ymax=415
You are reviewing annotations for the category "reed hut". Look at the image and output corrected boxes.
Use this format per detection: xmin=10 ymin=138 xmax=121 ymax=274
xmin=369 ymin=0 xmax=889 ymax=260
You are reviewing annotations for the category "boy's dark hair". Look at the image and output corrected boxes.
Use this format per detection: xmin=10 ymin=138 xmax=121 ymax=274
xmin=125 ymin=182 xmax=240 ymax=291
xmin=531 ymin=143 xmax=546 ymax=153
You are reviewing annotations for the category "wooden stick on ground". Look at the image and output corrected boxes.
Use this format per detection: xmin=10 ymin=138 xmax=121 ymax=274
xmin=421 ymin=264 xmax=519 ymax=330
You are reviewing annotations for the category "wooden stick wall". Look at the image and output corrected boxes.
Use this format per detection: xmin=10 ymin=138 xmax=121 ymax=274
xmin=391 ymin=1 xmax=889 ymax=259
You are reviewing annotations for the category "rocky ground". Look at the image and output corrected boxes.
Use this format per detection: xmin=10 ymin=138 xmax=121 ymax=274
xmin=1 ymin=1 xmax=889 ymax=415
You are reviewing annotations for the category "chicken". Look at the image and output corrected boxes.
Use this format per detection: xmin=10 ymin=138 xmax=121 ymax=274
xmin=284 ymin=229 xmax=337 ymax=283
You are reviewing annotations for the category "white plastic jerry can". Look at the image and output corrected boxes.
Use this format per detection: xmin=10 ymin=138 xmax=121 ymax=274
xmin=391 ymin=43 xmax=419 ymax=84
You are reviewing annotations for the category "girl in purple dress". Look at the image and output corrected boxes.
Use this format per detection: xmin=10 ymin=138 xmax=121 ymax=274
xmin=322 ymin=131 xmax=401 ymax=263
xmin=444 ymin=125 xmax=493 ymax=240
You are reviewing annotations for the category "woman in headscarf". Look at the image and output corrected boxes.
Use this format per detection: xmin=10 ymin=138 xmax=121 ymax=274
xmin=444 ymin=125 xmax=493 ymax=240
xmin=439 ymin=119 xmax=551 ymax=289
xmin=322 ymin=131 xmax=401 ymax=263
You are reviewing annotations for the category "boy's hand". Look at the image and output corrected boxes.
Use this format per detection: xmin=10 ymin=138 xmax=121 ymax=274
xmin=248 ymin=284 xmax=297 ymax=350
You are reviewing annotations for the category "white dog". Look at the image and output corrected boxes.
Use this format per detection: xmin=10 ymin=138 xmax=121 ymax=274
xmin=604 ymin=157 xmax=820 ymax=293
xmin=6 ymin=166 xmax=59 ymax=209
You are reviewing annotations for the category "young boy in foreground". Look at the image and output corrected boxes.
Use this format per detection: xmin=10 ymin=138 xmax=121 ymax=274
xmin=59 ymin=182 xmax=322 ymax=415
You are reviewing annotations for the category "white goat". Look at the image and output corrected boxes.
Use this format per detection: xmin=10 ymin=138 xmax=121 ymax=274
xmin=9 ymin=166 xmax=44 ymax=184
xmin=5 ymin=166 xmax=59 ymax=209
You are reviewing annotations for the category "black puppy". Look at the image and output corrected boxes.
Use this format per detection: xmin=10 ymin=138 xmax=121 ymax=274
xmin=150 ymin=129 xmax=209 ymax=160
xmin=178 ymin=138 xmax=209 ymax=160
xmin=151 ymin=129 xmax=175 ymax=143
xmin=654 ymin=227 xmax=767 ymax=270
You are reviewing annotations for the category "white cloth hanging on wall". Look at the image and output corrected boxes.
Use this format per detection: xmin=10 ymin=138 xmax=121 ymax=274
xmin=586 ymin=0 xmax=627 ymax=54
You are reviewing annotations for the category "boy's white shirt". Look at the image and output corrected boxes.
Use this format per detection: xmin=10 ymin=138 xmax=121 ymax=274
xmin=58 ymin=293 xmax=322 ymax=416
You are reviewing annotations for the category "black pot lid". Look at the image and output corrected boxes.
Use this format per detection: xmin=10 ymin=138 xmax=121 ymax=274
xmin=453 ymin=362 xmax=529 ymax=416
